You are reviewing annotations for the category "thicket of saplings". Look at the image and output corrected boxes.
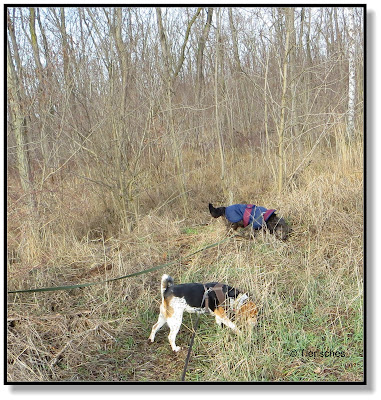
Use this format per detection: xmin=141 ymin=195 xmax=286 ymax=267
xmin=7 ymin=7 xmax=363 ymax=382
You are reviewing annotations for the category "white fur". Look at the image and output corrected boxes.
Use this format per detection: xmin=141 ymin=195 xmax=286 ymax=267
xmin=149 ymin=293 xmax=239 ymax=352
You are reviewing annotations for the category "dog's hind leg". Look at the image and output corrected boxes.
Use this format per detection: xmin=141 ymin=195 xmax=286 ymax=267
xmin=148 ymin=308 xmax=167 ymax=343
xmin=166 ymin=310 xmax=184 ymax=352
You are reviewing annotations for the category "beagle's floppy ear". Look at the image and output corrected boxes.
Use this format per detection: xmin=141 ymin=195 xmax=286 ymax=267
xmin=209 ymin=203 xmax=226 ymax=218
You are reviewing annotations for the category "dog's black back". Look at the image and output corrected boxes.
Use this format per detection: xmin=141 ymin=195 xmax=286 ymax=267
xmin=164 ymin=282 xmax=240 ymax=312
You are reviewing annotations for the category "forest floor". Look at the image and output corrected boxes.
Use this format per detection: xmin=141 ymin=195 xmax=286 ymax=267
xmin=7 ymin=145 xmax=364 ymax=383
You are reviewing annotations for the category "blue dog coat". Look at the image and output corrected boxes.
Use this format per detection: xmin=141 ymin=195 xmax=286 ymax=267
xmin=225 ymin=204 xmax=275 ymax=230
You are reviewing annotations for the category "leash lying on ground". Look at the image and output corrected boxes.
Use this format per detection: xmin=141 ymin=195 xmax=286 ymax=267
xmin=181 ymin=313 xmax=201 ymax=381
xmin=8 ymin=234 xmax=237 ymax=382
xmin=7 ymin=234 xmax=236 ymax=294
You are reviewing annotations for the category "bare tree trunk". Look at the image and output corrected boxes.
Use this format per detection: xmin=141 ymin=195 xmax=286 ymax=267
xmin=228 ymin=8 xmax=242 ymax=74
xmin=108 ymin=60 xmax=130 ymax=232
xmin=155 ymin=7 xmax=200 ymax=214
xmin=214 ymin=9 xmax=230 ymax=201
xmin=7 ymin=9 xmax=22 ymax=79
xmin=156 ymin=8 xmax=187 ymax=214
xmin=298 ymin=8 xmax=305 ymax=60
xmin=36 ymin=8 xmax=52 ymax=76
xmin=288 ymin=8 xmax=299 ymax=148
xmin=59 ymin=8 xmax=71 ymax=87
xmin=196 ymin=7 xmax=213 ymax=103
xmin=346 ymin=7 xmax=356 ymax=143
xmin=263 ymin=45 xmax=276 ymax=181
xmin=57 ymin=7 xmax=78 ymax=135
xmin=7 ymin=38 xmax=38 ymax=219
xmin=305 ymin=8 xmax=313 ymax=65
xmin=29 ymin=7 xmax=53 ymax=174
xmin=334 ymin=8 xmax=344 ymax=81
xmin=114 ymin=7 xmax=129 ymax=115
xmin=278 ymin=8 xmax=292 ymax=194
xmin=29 ymin=8 xmax=43 ymax=78
xmin=111 ymin=8 xmax=131 ymax=231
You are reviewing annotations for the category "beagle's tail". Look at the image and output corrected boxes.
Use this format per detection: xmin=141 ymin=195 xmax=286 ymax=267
xmin=161 ymin=274 xmax=174 ymax=297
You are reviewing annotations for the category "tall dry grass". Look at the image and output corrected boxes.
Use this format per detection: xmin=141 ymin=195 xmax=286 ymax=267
xmin=7 ymin=137 xmax=363 ymax=382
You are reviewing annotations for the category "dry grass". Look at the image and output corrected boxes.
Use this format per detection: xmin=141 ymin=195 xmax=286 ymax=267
xmin=7 ymin=140 xmax=363 ymax=382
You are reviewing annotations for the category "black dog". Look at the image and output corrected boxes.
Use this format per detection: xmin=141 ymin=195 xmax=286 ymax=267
xmin=209 ymin=203 xmax=291 ymax=240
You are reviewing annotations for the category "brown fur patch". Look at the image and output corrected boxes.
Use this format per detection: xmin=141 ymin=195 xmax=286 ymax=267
xmin=236 ymin=301 xmax=258 ymax=324
xmin=213 ymin=306 xmax=227 ymax=319
xmin=163 ymin=295 xmax=174 ymax=318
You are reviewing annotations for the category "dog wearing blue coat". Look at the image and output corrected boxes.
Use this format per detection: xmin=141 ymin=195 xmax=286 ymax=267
xmin=209 ymin=203 xmax=291 ymax=240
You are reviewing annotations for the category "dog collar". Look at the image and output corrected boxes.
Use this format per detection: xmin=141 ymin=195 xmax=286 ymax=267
xmin=236 ymin=293 xmax=249 ymax=310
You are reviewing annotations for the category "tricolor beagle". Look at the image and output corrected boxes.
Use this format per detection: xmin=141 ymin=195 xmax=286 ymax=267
xmin=149 ymin=274 xmax=257 ymax=352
